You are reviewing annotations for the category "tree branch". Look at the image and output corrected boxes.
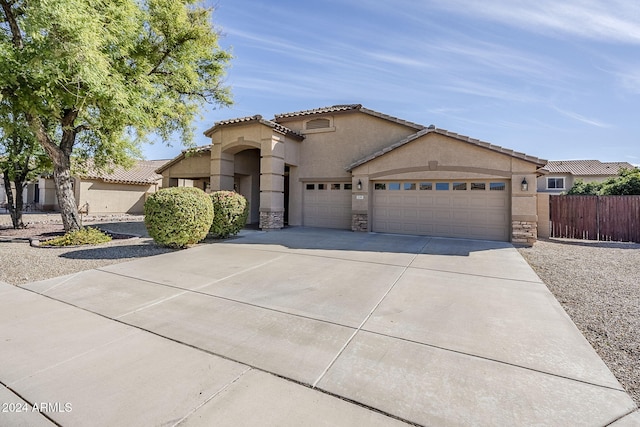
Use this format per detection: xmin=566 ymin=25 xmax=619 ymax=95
xmin=26 ymin=113 xmax=61 ymax=163
xmin=0 ymin=0 xmax=24 ymax=49
xmin=148 ymin=49 xmax=172 ymax=76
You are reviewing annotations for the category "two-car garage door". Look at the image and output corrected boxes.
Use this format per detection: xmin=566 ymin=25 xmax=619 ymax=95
xmin=302 ymin=179 xmax=510 ymax=241
xmin=372 ymin=180 xmax=510 ymax=241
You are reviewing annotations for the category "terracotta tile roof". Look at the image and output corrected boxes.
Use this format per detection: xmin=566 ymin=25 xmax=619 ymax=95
xmin=204 ymin=115 xmax=303 ymax=140
xmin=274 ymin=104 xmax=363 ymax=119
xmin=346 ymin=127 xmax=547 ymax=171
xmin=274 ymin=104 xmax=425 ymax=130
xmin=80 ymin=160 xmax=167 ymax=185
xmin=542 ymin=160 xmax=634 ymax=176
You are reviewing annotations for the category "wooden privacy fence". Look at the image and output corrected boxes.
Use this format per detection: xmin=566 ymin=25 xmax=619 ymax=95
xmin=549 ymin=195 xmax=640 ymax=243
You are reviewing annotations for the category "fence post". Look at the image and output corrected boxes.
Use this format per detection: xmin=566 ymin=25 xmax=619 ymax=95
xmin=596 ymin=196 xmax=600 ymax=241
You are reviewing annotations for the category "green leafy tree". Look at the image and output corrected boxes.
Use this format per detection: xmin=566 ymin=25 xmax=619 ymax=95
xmin=0 ymin=105 xmax=50 ymax=228
xmin=0 ymin=0 xmax=231 ymax=231
xmin=600 ymin=168 xmax=640 ymax=195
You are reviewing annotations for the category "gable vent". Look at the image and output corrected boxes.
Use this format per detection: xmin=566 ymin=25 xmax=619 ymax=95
xmin=306 ymin=118 xmax=331 ymax=130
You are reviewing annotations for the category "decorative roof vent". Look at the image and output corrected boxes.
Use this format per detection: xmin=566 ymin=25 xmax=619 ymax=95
xmin=306 ymin=118 xmax=331 ymax=130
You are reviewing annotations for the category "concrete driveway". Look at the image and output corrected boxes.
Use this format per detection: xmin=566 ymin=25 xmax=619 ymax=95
xmin=1 ymin=228 xmax=637 ymax=426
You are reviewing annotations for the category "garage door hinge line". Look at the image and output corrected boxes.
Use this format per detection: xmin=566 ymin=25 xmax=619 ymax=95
xmin=312 ymin=239 xmax=431 ymax=388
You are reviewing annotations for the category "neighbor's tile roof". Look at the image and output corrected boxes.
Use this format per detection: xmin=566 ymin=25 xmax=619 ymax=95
xmin=80 ymin=160 xmax=167 ymax=185
xmin=347 ymin=127 xmax=547 ymax=171
xmin=274 ymin=104 xmax=425 ymax=130
xmin=543 ymin=160 xmax=635 ymax=176
xmin=204 ymin=115 xmax=303 ymax=140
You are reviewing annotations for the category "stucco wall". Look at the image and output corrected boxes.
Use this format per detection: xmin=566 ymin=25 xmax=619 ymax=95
xmin=161 ymin=151 xmax=210 ymax=187
xmin=39 ymin=177 xmax=59 ymax=211
xmin=78 ymin=180 xmax=156 ymax=214
xmin=352 ymin=133 xmax=525 ymax=178
xmin=279 ymin=112 xmax=418 ymax=179
xmin=537 ymin=192 xmax=551 ymax=238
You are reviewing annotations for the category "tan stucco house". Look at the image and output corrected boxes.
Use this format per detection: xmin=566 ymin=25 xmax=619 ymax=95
xmin=158 ymin=104 xmax=547 ymax=244
xmin=39 ymin=160 xmax=166 ymax=214
xmin=537 ymin=160 xmax=634 ymax=194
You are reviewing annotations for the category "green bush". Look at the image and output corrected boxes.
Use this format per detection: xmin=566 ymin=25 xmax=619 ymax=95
xmin=567 ymin=168 xmax=640 ymax=195
xmin=41 ymin=227 xmax=112 ymax=246
xmin=209 ymin=191 xmax=249 ymax=238
xmin=144 ymin=187 xmax=214 ymax=248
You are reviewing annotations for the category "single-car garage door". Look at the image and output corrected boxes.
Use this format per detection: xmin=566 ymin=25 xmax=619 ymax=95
xmin=303 ymin=182 xmax=352 ymax=229
xmin=373 ymin=180 xmax=509 ymax=241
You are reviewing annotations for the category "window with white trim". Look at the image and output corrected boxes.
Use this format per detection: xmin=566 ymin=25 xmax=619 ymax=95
xmin=547 ymin=177 xmax=565 ymax=189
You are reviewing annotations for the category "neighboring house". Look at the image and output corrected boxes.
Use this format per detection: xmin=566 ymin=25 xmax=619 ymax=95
xmin=0 ymin=174 xmax=36 ymax=210
xmin=158 ymin=104 xmax=547 ymax=244
xmin=537 ymin=160 xmax=634 ymax=194
xmin=0 ymin=177 xmax=5 ymax=205
xmin=39 ymin=160 xmax=167 ymax=214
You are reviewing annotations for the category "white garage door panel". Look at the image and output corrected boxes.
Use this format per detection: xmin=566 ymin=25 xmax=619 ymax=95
xmin=373 ymin=180 xmax=509 ymax=241
xmin=303 ymin=183 xmax=351 ymax=229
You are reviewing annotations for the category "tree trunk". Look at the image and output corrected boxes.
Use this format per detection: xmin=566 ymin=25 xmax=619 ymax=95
xmin=27 ymin=113 xmax=82 ymax=233
xmin=53 ymin=157 xmax=82 ymax=233
xmin=2 ymin=172 xmax=25 ymax=229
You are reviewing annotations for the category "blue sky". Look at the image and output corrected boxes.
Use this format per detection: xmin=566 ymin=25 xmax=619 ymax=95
xmin=142 ymin=0 xmax=640 ymax=165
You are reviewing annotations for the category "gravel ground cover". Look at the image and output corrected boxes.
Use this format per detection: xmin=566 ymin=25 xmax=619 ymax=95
xmin=518 ymin=239 xmax=640 ymax=406
xmin=0 ymin=213 xmax=174 ymax=285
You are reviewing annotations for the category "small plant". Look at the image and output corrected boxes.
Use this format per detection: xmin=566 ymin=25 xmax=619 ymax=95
xmin=209 ymin=191 xmax=249 ymax=238
xmin=41 ymin=227 xmax=112 ymax=246
xmin=144 ymin=187 xmax=214 ymax=248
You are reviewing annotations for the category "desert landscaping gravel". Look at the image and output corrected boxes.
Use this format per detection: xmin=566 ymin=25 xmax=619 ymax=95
xmin=518 ymin=239 xmax=640 ymax=406
xmin=1 ymin=213 xmax=638 ymax=407
xmin=0 ymin=214 xmax=175 ymax=285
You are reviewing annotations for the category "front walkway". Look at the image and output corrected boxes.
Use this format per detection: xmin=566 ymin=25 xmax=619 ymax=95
xmin=1 ymin=228 xmax=637 ymax=426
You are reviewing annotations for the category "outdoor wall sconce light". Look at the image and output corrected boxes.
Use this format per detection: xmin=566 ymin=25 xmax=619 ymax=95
xmin=521 ymin=177 xmax=528 ymax=192
xmin=357 ymin=179 xmax=363 ymax=191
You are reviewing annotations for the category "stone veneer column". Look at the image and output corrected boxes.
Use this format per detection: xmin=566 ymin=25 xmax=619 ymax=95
xmin=512 ymin=220 xmax=537 ymax=245
xmin=351 ymin=213 xmax=368 ymax=232
xmin=511 ymin=173 xmax=538 ymax=245
xmin=259 ymin=134 xmax=285 ymax=230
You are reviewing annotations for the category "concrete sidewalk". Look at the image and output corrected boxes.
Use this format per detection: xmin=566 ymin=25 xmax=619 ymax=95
xmin=2 ymin=228 xmax=638 ymax=426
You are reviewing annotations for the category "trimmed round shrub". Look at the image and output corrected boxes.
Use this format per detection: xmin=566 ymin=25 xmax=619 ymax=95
xmin=144 ymin=187 xmax=214 ymax=248
xmin=209 ymin=191 xmax=249 ymax=238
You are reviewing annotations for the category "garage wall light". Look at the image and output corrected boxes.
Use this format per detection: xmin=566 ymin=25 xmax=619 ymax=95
xmin=521 ymin=177 xmax=528 ymax=192
xmin=357 ymin=179 xmax=363 ymax=191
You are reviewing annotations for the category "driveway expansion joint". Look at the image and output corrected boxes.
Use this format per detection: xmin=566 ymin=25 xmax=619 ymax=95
xmin=359 ymin=327 xmax=629 ymax=394
xmin=312 ymin=238 xmax=432 ymax=388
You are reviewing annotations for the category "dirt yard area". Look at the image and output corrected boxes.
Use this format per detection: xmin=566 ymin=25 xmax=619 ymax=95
xmin=518 ymin=239 xmax=640 ymax=406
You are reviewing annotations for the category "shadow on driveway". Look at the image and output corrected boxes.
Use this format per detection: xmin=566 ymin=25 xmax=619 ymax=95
xmin=59 ymin=243 xmax=174 ymax=260
xmin=225 ymin=226 xmax=513 ymax=256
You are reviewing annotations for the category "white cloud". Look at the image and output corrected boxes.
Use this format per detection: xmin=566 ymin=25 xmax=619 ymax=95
xmin=428 ymin=0 xmax=640 ymax=44
xmin=615 ymin=68 xmax=640 ymax=94
xmin=552 ymin=106 xmax=611 ymax=128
